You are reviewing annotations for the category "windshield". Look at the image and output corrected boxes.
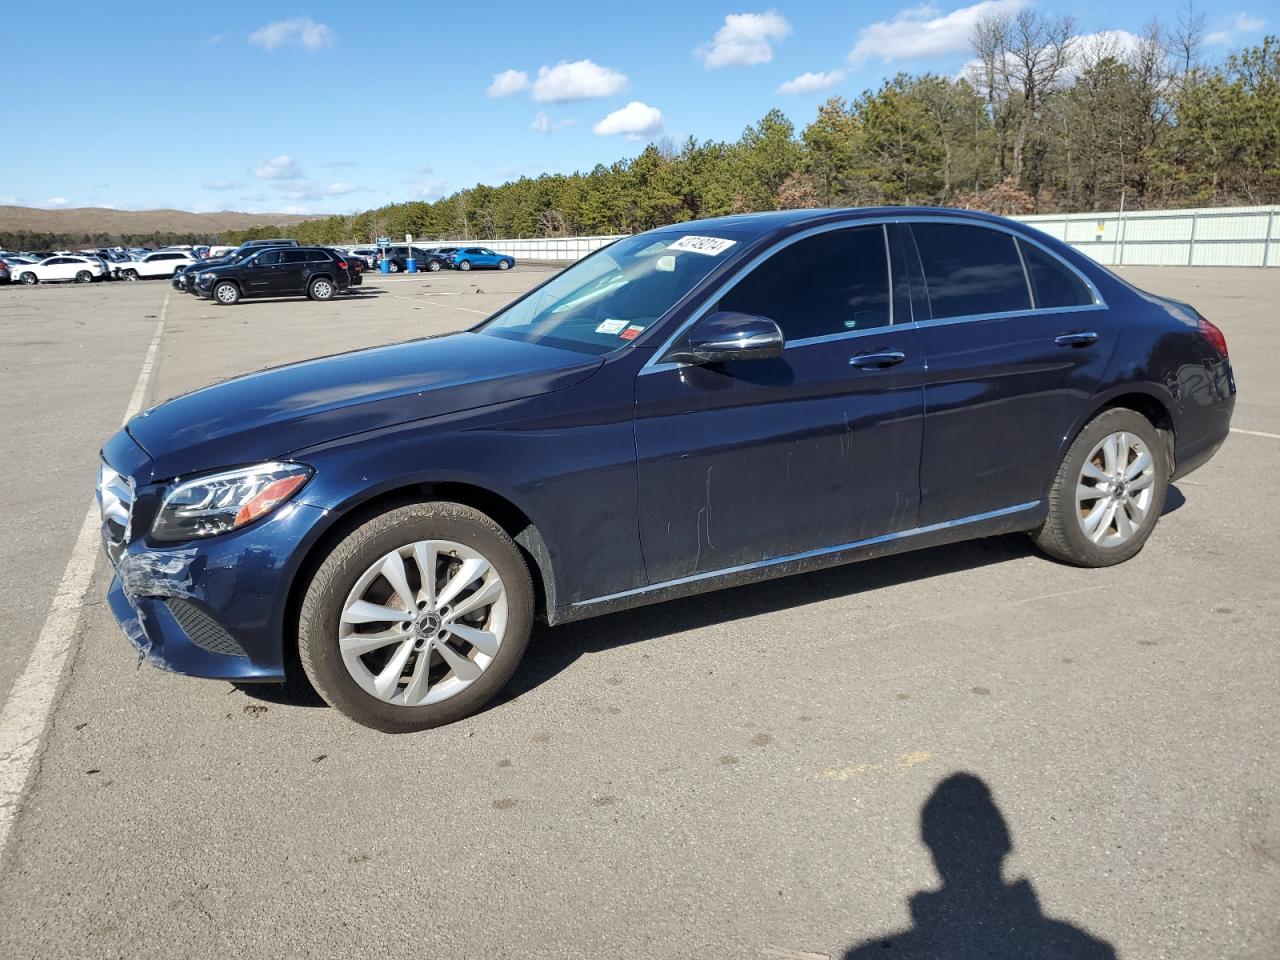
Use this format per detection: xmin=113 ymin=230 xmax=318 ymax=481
xmin=478 ymin=231 xmax=739 ymax=355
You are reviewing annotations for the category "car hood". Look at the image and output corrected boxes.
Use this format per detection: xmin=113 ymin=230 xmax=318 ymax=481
xmin=125 ymin=332 xmax=603 ymax=480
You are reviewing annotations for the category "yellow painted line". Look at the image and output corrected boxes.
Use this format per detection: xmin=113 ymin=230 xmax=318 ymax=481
xmin=1231 ymin=427 xmax=1280 ymax=440
xmin=817 ymin=751 xmax=932 ymax=782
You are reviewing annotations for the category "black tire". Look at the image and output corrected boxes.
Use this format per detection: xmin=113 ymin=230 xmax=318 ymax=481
xmin=122 ymin=269 xmax=139 ymax=281
xmin=298 ymin=502 xmax=535 ymax=732
xmin=497 ymin=259 xmax=511 ymax=270
xmin=1031 ymin=408 xmax=1169 ymax=567
xmin=213 ymin=281 xmax=240 ymax=306
xmin=388 ymin=261 xmax=400 ymax=273
xmin=457 ymin=259 xmax=472 ymax=271
xmin=427 ymin=260 xmax=441 ymax=272
xmin=75 ymin=270 xmax=92 ymax=283
xmin=20 ymin=273 xmax=37 ymax=285
xmin=309 ymin=277 xmax=335 ymax=301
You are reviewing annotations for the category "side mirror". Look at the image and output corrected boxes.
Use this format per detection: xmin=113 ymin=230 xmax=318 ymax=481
xmin=666 ymin=311 xmax=784 ymax=365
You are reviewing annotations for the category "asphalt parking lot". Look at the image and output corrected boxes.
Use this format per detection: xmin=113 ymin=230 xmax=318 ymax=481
xmin=0 ymin=265 xmax=1276 ymax=959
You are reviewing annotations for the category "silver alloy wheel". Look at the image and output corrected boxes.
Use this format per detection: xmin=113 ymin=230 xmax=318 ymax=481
xmin=338 ymin=540 xmax=508 ymax=707
xmin=313 ymin=279 xmax=332 ymax=299
xmin=458 ymin=260 xmax=471 ymax=271
xmin=1076 ymin=430 xmax=1157 ymax=547
xmin=498 ymin=260 xmax=510 ymax=270
xmin=215 ymin=283 xmax=237 ymax=303
xmin=123 ymin=269 xmax=138 ymax=281
xmin=76 ymin=271 xmax=92 ymax=283
xmin=21 ymin=273 xmax=36 ymax=284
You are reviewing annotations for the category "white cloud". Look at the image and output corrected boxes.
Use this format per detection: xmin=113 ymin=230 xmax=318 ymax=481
xmin=777 ymin=69 xmax=845 ymax=94
xmin=46 ymin=197 xmax=69 ymax=207
xmin=239 ymin=192 xmax=267 ymax=203
xmin=488 ymin=68 xmax=530 ymax=97
xmin=593 ymin=101 xmax=663 ymax=140
xmin=322 ymin=182 xmax=357 ymax=196
xmin=0 ymin=196 xmax=18 ymax=205
xmin=1206 ymin=12 xmax=1266 ymax=46
xmin=408 ymin=179 xmax=447 ymax=201
xmin=697 ymin=11 xmax=792 ymax=68
xmin=202 ymin=179 xmax=243 ymax=191
xmin=531 ymin=112 xmax=577 ymax=133
xmin=958 ymin=27 xmax=1142 ymax=84
xmin=249 ymin=17 xmax=334 ymax=53
xmin=252 ymin=154 xmax=303 ymax=180
xmin=532 ymin=59 xmax=627 ymax=102
xmin=849 ymin=0 xmax=1025 ymax=67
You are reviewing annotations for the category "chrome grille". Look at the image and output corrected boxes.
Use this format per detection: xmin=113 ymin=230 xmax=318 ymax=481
xmin=98 ymin=461 xmax=134 ymax=547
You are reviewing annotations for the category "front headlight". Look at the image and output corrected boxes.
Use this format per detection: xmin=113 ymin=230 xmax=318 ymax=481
xmin=151 ymin=462 xmax=312 ymax=542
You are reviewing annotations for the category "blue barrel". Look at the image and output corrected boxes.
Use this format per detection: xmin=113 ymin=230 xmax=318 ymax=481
xmin=379 ymin=258 xmax=391 ymax=274
xmin=406 ymin=258 xmax=418 ymax=273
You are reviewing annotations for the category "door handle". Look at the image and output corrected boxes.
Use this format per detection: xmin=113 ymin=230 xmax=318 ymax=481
xmin=849 ymin=349 xmax=906 ymax=369
xmin=1054 ymin=331 xmax=1098 ymax=347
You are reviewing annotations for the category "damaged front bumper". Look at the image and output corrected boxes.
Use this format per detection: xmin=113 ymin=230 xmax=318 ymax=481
xmin=104 ymin=498 xmax=331 ymax=682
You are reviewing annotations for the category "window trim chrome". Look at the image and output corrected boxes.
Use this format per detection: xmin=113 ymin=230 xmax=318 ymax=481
xmin=640 ymin=213 xmax=1107 ymax=375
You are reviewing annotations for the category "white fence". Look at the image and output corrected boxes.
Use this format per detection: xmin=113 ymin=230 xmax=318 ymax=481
xmin=433 ymin=205 xmax=1279 ymax=267
xmin=1014 ymin=206 xmax=1279 ymax=267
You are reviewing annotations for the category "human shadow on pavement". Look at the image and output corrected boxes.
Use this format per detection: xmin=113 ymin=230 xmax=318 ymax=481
xmin=843 ymin=773 xmax=1116 ymax=960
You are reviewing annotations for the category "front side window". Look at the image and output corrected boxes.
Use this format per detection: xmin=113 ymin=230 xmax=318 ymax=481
xmin=1018 ymin=240 xmax=1094 ymax=308
xmin=715 ymin=225 xmax=891 ymax=341
xmin=911 ymin=223 xmax=1031 ymax=320
xmin=479 ymin=231 xmax=739 ymax=355
xmin=256 ymin=250 xmax=283 ymax=266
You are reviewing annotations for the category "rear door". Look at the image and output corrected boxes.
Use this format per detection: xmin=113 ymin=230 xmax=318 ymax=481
xmin=280 ymin=249 xmax=311 ymax=293
xmin=634 ymin=223 xmax=925 ymax=583
xmin=907 ymin=220 xmax=1115 ymax=525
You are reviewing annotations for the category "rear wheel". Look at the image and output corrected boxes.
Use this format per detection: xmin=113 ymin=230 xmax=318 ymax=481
xmin=388 ymin=261 xmax=400 ymax=273
xmin=458 ymin=260 xmax=472 ymax=271
xmin=213 ymin=281 xmax=240 ymax=305
xmin=122 ymin=269 xmax=139 ymax=281
xmin=428 ymin=260 xmax=441 ymax=272
xmin=1032 ymin=408 xmax=1168 ymax=567
xmin=20 ymin=272 xmax=37 ymax=285
xmin=298 ymin=501 xmax=534 ymax=732
xmin=75 ymin=270 xmax=92 ymax=283
xmin=309 ymin=277 xmax=334 ymax=301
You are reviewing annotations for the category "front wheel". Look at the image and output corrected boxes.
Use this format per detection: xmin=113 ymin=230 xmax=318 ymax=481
xmin=213 ymin=281 xmax=240 ymax=305
xmin=298 ymin=502 xmax=534 ymax=732
xmin=427 ymin=260 xmax=441 ymax=272
xmin=309 ymin=277 xmax=334 ymax=301
xmin=497 ymin=259 xmax=511 ymax=270
xmin=387 ymin=261 xmax=400 ymax=273
xmin=457 ymin=260 xmax=471 ymax=271
xmin=20 ymin=273 xmax=37 ymax=285
xmin=75 ymin=270 xmax=93 ymax=283
xmin=122 ymin=269 xmax=139 ymax=281
xmin=1032 ymin=408 xmax=1168 ymax=567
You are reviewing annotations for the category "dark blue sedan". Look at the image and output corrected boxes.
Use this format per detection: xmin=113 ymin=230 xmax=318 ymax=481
xmin=97 ymin=208 xmax=1235 ymax=731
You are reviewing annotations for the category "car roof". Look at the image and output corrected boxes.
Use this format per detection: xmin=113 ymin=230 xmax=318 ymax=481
xmin=646 ymin=206 xmax=1023 ymax=239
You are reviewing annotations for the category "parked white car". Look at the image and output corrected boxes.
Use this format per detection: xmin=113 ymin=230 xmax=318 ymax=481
xmin=13 ymin=255 xmax=106 ymax=284
xmin=116 ymin=250 xmax=197 ymax=280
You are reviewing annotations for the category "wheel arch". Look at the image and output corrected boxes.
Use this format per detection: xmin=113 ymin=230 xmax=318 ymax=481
xmin=281 ymin=480 xmax=558 ymax=669
xmin=1058 ymin=384 xmax=1177 ymax=480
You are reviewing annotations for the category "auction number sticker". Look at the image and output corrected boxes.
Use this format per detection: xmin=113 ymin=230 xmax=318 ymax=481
xmin=666 ymin=235 xmax=737 ymax=256
xmin=619 ymin=325 xmax=646 ymax=341
xmin=595 ymin=319 xmax=628 ymax=335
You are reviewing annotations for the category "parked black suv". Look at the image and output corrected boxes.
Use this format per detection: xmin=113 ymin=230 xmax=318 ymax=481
xmin=194 ymin=246 xmax=352 ymax=305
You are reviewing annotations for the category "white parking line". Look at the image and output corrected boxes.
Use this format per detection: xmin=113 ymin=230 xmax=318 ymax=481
xmin=0 ymin=293 xmax=168 ymax=869
xmin=1231 ymin=427 xmax=1280 ymax=440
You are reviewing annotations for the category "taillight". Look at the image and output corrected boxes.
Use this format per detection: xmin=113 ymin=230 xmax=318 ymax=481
xmin=1198 ymin=316 xmax=1229 ymax=360
xmin=336 ymin=259 xmax=347 ymax=269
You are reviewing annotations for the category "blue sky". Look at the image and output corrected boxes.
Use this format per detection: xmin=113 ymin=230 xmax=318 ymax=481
xmin=2 ymin=1 xmax=1269 ymax=215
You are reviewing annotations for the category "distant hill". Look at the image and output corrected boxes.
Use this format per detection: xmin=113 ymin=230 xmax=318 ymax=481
xmin=0 ymin=205 xmax=323 ymax=238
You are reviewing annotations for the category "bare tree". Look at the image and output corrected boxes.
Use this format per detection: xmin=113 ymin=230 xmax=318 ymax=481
xmin=1173 ymin=0 xmax=1205 ymax=77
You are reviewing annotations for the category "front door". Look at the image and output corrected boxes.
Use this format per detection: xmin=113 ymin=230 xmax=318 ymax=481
xmin=906 ymin=220 xmax=1116 ymax=525
xmin=246 ymin=248 xmax=285 ymax=295
xmin=633 ymin=223 xmax=926 ymax=585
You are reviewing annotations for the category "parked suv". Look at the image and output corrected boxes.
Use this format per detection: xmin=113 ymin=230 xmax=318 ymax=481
xmin=448 ymin=246 xmax=515 ymax=271
xmin=195 ymin=246 xmax=351 ymax=305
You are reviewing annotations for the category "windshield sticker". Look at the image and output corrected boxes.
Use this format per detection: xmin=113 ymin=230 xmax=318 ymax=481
xmin=619 ymin=325 xmax=645 ymax=341
xmin=595 ymin=319 xmax=628 ymax=335
xmin=666 ymin=235 xmax=737 ymax=256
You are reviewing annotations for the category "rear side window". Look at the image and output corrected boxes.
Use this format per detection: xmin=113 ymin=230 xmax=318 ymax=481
xmin=717 ymin=225 xmax=891 ymax=341
xmin=283 ymin=250 xmax=308 ymax=264
xmin=911 ymin=223 xmax=1031 ymax=320
xmin=1018 ymin=240 xmax=1094 ymax=308
xmin=307 ymin=249 xmax=333 ymax=262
